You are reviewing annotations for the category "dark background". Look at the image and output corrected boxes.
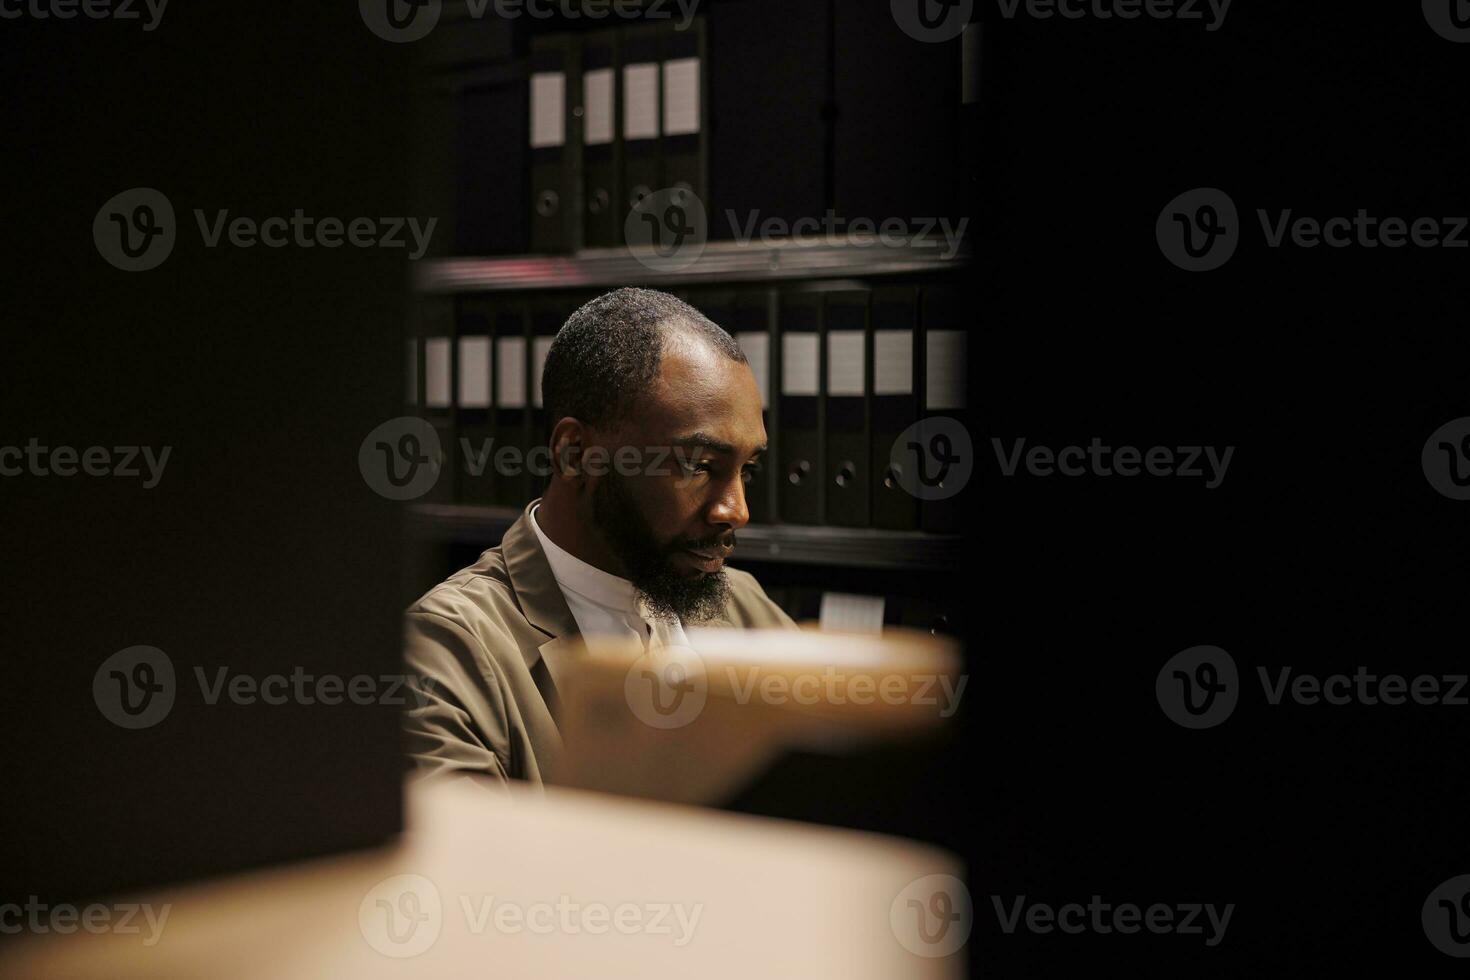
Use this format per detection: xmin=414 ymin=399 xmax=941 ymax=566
xmin=3 ymin=2 xmax=1469 ymax=978
xmin=0 ymin=5 xmax=413 ymax=907
xmin=979 ymin=1 xmax=1470 ymax=976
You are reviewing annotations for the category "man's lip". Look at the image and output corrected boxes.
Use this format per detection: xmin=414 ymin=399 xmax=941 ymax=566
xmin=682 ymin=549 xmax=727 ymax=573
xmin=685 ymin=545 xmax=733 ymax=559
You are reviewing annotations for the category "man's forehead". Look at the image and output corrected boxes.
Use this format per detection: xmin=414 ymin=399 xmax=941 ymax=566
xmin=630 ymin=333 xmax=763 ymax=441
xmin=656 ymin=330 xmax=736 ymax=379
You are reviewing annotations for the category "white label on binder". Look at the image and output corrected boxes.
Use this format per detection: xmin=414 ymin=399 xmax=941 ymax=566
xmin=584 ymin=68 xmax=614 ymax=146
xmin=736 ymin=332 xmax=770 ymax=408
xmin=530 ymin=72 xmax=565 ymax=149
xmin=781 ymin=334 xmax=819 ymax=397
xmin=425 ymin=337 xmax=451 ymax=409
xmin=531 ymin=336 xmax=554 ymax=409
xmin=826 ymin=331 xmax=865 ymax=397
xmin=406 ymin=339 xmax=418 ymax=405
xmin=925 ymin=330 xmax=967 ymax=410
xmin=819 ymin=592 xmax=886 ymax=635
xmin=458 ymin=336 xmax=491 ymax=409
xmin=496 ymin=336 xmax=527 ymax=409
xmin=873 ymin=330 xmax=914 ymax=395
xmin=623 ymin=63 xmax=660 ymax=140
xmin=662 ymin=57 xmax=700 ymax=136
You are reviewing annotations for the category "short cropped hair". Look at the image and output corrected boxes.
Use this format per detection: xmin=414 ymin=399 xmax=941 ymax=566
xmin=541 ymin=287 xmax=746 ymax=431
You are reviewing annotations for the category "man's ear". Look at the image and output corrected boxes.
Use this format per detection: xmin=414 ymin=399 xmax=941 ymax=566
xmin=549 ymin=417 xmax=586 ymax=482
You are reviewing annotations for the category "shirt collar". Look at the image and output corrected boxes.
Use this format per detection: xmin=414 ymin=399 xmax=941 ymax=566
xmin=530 ymin=504 xmax=639 ymax=614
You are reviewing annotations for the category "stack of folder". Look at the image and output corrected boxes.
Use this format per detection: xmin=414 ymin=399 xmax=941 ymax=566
xmin=528 ymin=20 xmax=708 ymax=253
xmin=439 ymin=4 xmax=973 ymax=256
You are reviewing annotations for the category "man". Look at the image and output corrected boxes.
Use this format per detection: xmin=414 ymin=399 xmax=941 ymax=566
xmin=403 ymin=288 xmax=796 ymax=783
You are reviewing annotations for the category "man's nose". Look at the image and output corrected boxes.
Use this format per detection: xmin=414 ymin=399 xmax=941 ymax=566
xmin=706 ymin=473 xmax=750 ymax=532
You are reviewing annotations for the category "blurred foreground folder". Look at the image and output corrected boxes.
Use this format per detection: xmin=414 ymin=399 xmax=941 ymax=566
xmin=548 ymin=626 xmax=963 ymax=805
xmin=0 ymin=778 xmax=968 ymax=980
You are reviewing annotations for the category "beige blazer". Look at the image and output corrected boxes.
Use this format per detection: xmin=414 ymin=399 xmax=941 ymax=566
xmin=402 ymin=500 xmax=797 ymax=783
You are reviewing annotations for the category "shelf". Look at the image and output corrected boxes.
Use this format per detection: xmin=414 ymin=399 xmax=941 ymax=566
xmin=407 ymin=504 xmax=963 ymax=572
xmin=413 ymin=235 xmax=970 ymax=294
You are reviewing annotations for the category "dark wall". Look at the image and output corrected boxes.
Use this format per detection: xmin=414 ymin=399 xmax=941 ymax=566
xmin=0 ymin=8 xmax=412 ymax=906
xmin=980 ymin=4 xmax=1470 ymax=976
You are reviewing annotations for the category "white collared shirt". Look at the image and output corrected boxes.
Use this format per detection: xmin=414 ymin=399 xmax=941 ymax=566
xmin=531 ymin=504 xmax=689 ymax=651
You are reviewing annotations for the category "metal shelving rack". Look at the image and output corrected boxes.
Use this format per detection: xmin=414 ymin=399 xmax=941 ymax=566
xmin=414 ymin=234 xmax=969 ymax=293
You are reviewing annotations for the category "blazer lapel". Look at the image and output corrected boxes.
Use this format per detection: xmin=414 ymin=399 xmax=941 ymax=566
xmin=501 ymin=501 xmax=582 ymax=686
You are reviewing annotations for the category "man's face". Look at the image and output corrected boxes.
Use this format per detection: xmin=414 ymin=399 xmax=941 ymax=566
xmin=590 ymin=334 xmax=767 ymax=623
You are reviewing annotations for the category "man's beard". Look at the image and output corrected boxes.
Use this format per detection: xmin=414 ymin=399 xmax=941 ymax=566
xmin=591 ymin=472 xmax=732 ymax=625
